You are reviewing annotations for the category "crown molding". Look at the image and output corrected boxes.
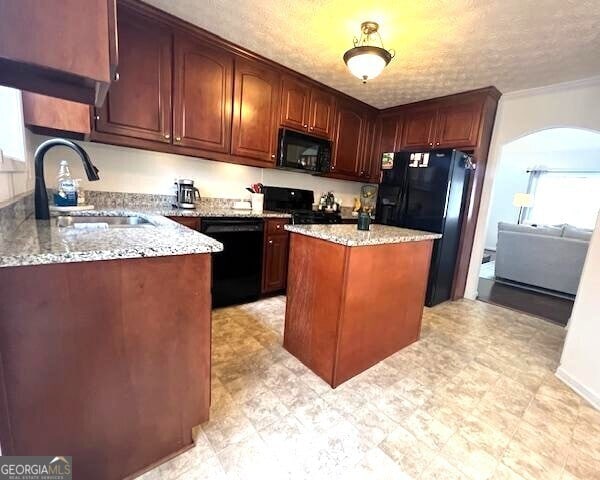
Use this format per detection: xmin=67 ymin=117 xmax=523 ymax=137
xmin=503 ymin=75 xmax=600 ymax=100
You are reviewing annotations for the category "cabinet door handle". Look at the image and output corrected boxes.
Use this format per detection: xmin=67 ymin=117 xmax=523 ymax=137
xmin=175 ymin=137 xmax=181 ymax=142
xmin=429 ymin=142 xmax=433 ymax=146
xmin=436 ymin=142 xmax=440 ymax=146
xmin=276 ymin=224 xmax=281 ymax=229
xmin=114 ymin=72 xmax=120 ymax=81
xmin=164 ymin=134 xmax=170 ymax=140
xmin=303 ymin=124 xmax=308 ymax=128
xmin=271 ymin=154 xmax=275 ymax=159
xmin=309 ymin=126 xmax=314 ymax=131
xmin=94 ymin=114 xmax=100 ymax=121
xmin=268 ymin=240 xmax=273 ymax=244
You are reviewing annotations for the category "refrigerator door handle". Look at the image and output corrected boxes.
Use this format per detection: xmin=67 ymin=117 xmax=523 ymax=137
xmin=398 ymin=160 xmax=410 ymax=222
xmin=387 ymin=189 xmax=402 ymax=225
xmin=402 ymin=180 xmax=410 ymax=218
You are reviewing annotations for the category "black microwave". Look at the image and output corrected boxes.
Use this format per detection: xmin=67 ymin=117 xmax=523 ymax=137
xmin=277 ymin=129 xmax=332 ymax=174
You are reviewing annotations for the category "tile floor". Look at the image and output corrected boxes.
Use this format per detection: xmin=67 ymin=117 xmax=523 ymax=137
xmin=138 ymin=296 xmax=600 ymax=480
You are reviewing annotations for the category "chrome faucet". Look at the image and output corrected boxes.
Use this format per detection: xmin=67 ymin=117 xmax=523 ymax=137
xmin=34 ymin=138 xmax=100 ymax=220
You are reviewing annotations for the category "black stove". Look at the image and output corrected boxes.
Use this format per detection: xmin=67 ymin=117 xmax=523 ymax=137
xmin=291 ymin=209 xmax=342 ymax=224
xmin=262 ymin=186 xmax=342 ymax=225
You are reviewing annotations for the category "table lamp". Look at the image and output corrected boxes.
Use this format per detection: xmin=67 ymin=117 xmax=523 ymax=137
xmin=513 ymin=192 xmax=534 ymax=224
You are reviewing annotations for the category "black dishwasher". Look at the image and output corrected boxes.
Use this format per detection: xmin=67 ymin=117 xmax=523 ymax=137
xmin=200 ymin=218 xmax=264 ymax=308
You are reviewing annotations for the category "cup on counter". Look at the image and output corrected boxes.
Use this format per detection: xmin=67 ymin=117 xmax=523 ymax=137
xmin=250 ymin=193 xmax=264 ymax=214
xmin=357 ymin=211 xmax=371 ymax=231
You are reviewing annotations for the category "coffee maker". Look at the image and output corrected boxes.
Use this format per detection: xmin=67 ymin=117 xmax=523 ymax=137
xmin=174 ymin=179 xmax=200 ymax=209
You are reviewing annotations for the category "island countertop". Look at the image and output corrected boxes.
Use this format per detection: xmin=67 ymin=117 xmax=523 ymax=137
xmin=284 ymin=224 xmax=441 ymax=247
xmin=0 ymin=210 xmax=224 ymax=268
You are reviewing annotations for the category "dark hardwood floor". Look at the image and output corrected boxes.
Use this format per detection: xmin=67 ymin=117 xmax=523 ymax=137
xmin=477 ymin=277 xmax=573 ymax=326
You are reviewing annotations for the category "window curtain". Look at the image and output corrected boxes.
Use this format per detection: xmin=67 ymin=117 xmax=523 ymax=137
xmin=526 ymin=170 xmax=600 ymax=229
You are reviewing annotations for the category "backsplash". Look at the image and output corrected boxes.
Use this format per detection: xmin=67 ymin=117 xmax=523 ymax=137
xmin=0 ymin=192 xmax=34 ymax=243
xmin=86 ymin=190 xmax=240 ymax=209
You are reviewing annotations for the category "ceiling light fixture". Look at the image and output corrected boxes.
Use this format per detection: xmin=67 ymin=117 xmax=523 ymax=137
xmin=343 ymin=21 xmax=395 ymax=84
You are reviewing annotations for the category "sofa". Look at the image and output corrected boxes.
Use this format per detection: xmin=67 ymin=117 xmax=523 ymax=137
xmin=495 ymin=222 xmax=592 ymax=296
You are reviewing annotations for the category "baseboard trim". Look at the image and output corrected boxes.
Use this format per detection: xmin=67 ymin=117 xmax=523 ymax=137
xmin=556 ymin=366 xmax=600 ymax=410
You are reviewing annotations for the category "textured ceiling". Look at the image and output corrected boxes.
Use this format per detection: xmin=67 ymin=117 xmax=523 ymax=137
xmin=142 ymin=0 xmax=600 ymax=108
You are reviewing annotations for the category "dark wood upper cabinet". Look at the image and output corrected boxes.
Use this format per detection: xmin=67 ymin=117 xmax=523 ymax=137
xmin=434 ymin=101 xmax=482 ymax=148
xmin=0 ymin=0 xmax=117 ymax=106
xmin=308 ymin=88 xmax=335 ymax=139
xmin=95 ymin=8 xmax=172 ymax=143
xmin=378 ymin=114 xmax=402 ymax=155
xmin=280 ymin=76 xmax=310 ymax=132
xmin=360 ymin=114 xmax=381 ymax=182
xmin=398 ymin=98 xmax=484 ymax=150
xmin=400 ymin=106 xmax=437 ymax=149
xmin=173 ymin=35 xmax=233 ymax=153
xmin=22 ymin=92 xmax=91 ymax=139
xmin=280 ymin=77 xmax=334 ymax=139
xmin=231 ymin=57 xmax=281 ymax=165
xmin=331 ymin=100 xmax=366 ymax=178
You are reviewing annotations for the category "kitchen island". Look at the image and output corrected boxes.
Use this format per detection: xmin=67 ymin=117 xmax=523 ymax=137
xmin=0 ymin=212 xmax=222 ymax=480
xmin=283 ymin=224 xmax=441 ymax=388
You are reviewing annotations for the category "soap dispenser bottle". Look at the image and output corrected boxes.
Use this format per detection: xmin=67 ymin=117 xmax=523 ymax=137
xmin=54 ymin=160 xmax=77 ymax=206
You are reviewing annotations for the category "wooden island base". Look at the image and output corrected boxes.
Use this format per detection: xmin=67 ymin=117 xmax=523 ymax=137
xmin=284 ymin=233 xmax=434 ymax=388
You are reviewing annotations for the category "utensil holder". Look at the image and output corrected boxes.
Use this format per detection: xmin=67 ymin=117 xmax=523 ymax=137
xmin=250 ymin=193 xmax=264 ymax=214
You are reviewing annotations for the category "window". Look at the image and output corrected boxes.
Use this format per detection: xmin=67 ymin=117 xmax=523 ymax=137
xmin=0 ymin=85 xmax=26 ymax=163
xmin=527 ymin=171 xmax=600 ymax=229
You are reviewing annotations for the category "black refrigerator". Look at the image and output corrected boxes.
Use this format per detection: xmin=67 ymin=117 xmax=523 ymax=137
xmin=375 ymin=149 xmax=472 ymax=307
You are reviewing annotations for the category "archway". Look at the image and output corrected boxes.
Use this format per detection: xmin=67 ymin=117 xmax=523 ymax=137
xmin=474 ymin=127 xmax=600 ymax=323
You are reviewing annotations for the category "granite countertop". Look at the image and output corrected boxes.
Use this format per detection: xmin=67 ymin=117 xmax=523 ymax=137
xmin=285 ymin=224 xmax=441 ymax=247
xmin=0 ymin=210 xmax=224 ymax=268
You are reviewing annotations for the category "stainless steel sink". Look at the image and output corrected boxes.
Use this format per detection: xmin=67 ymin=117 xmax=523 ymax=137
xmin=56 ymin=215 xmax=154 ymax=228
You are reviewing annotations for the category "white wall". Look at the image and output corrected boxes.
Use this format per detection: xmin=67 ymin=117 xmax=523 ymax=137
xmin=0 ymin=89 xmax=34 ymax=205
xmin=485 ymin=147 xmax=600 ymax=250
xmin=557 ymin=212 xmax=600 ymax=409
xmin=31 ymin=133 xmax=365 ymax=206
xmin=0 ymin=154 xmax=33 ymax=205
xmin=466 ymin=76 xmax=600 ymax=298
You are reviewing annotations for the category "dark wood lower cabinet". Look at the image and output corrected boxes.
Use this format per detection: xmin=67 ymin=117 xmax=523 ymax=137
xmin=0 ymin=254 xmax=212 ymax=480
xmin=167 ymin=216 xmax=200 ymax=230
xmin=262 ymin=218 xmax=290 ymax=294
xmin=167 ymin=215 xmax=289 ymax=295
